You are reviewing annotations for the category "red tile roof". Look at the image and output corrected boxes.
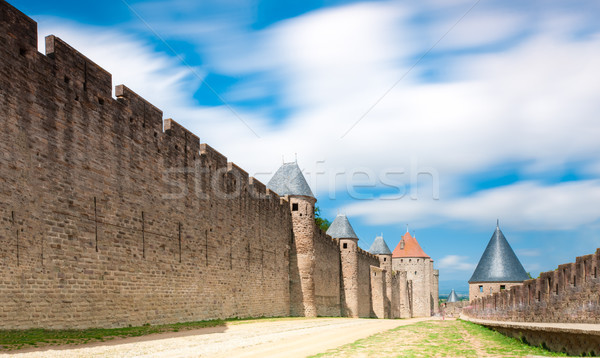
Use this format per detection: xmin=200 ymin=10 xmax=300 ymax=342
xmin=392 ymin=232 xmax=430 ymax=258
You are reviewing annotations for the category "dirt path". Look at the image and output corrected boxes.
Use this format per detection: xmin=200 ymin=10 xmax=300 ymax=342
xmin=3 ymin=317 xmax=432 ymax=358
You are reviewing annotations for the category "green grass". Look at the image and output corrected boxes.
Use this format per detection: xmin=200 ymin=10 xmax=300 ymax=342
xmin=0 ymin=315 xmax=331 ymax=352
xmin=0 ymin=318 xmax=228 ymax=351
xmin=310 ymin=319 xmax=568 ymax=358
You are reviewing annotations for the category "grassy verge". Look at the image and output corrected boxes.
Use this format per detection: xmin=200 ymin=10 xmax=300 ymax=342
xmin=0 ymin=315 xmax=330 ymax=351
xmin=0 ymin=318 xmax=229 ymax=351
xmin=310 ymin=319 xmax=568 ymax=358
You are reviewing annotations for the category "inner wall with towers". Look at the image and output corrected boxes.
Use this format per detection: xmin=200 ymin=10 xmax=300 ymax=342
xmin=0 ymin=0 xmax=438 ymax=329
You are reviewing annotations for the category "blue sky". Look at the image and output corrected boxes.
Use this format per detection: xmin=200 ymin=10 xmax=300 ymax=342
xmin=12 ymin=0 xmax=600 ymax=293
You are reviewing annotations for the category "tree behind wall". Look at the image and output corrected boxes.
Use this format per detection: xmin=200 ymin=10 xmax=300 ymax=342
xmin=314 ymin=206 xmax=331 ymax=232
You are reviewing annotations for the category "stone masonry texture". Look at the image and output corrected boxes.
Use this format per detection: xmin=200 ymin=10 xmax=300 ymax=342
xmin=463 ymin=248 xmax=600 ymax=324
xmin=0 ymin=1 xmax=291 ymax=328
xmin=0 ymin=0 xmax=438 ymax=329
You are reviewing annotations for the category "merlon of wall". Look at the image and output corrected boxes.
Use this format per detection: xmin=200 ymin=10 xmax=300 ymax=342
xmin=115 ymin=85 xmax=163 ymax=133
xmin=464 ymin=248 xmax=600 ymax=324
xmin=46 ymin=35 xmax=112 ymax=99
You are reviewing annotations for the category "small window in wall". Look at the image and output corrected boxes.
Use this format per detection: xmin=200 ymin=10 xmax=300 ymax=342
xmin=292 ymin=203 xmax=298 ymax=211
xmin=409 ymin=259 xmax=411 ymax=263
xmin=374 ymin=272 xmax=377 ymax=277
xmin=595 ymin=267 xmax=598 ymax=279
xmin=500 ymin=285 xmax=506 ymax=290
xmin=417 ymin=259 xmax=420 ymax=263
xmin=401 ymin=259 xmax=403 ymax=263
xmin=479 ymin=285 xmax=483 ymax=292
xmin=414 ymin=271 xmax=417 ymax=275
xmin=343 ymin=243 xmax=348 ymax=249
xmin=489 ymin=287 xmax=492 ymax=293
xmin=383 ymin=257 xmax=387 ymax=262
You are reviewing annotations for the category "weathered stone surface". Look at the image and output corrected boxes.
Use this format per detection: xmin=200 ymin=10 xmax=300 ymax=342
xmin=464 ymin=249 xmax=600 ymax=324
xmin=0 ymin=0 xmax=439 ymax=329
xmin=0 ymin=0 xmax=292 ymax=329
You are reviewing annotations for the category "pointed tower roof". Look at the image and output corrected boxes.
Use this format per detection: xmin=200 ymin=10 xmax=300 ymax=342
xmin=392 ymin=232 xmax=430 ymax=258
xmin=267 ymin=162 xmax=314 ymax=198
xmin=326 ymin=214 xmax=358 ymax=240
xmin=368 ymin=235 xmax=392 ymax=255
xmin=447 ymin=289 xmax=459 ymax=303
xmin=468 ymin=225 xmax=529 ymax=283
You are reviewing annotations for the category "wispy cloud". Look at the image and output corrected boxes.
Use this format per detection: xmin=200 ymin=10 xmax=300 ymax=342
xmin=33 ymin=1 xmax=600 ymax=233
xmin=437 ymin=255 xmax=475 ymax=271
xmin=345 ymin=180 xmax=600 ymax=231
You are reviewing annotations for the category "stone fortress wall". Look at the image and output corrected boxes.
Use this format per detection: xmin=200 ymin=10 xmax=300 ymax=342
xmin=0 ymin=1 xmax=292 ymax=329
xmin=464 ymin=248 xmax=600 ymax=323
xmin=0 ymin=0 xmax=438 ymax=329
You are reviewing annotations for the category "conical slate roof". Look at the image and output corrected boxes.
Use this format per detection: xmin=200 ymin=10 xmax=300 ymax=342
xmin=267 ymin=162 xmax=314 ymax=198
xmin=469 ymin=225 xmax=529 ymax=283
xmin=447 ymin=289 xmax=459 ymax=303
xmin=368 ymin=236 xmax=392 ymax=255
xmin=392 ymin=232 xmax=430 ymax=258
xmin=326 ymin=214 xmax=358 ymax=239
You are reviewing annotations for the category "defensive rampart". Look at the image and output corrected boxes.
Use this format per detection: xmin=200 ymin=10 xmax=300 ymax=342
xmin=0 ymin=0 xmax=292 ymax=329
xmin=463 ymin=248 xmax=600 ymax=356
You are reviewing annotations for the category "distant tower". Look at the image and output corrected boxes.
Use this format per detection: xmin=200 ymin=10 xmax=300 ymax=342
xmin=468 ymin=223 xmax=529 ymax=301
xmin=327 ymin=214 xmax=360 ymax=317
xmin=447 ymin=289 xmax=459 ymax=303
xmin=267 ymin=161 xmax=317 ymax=316
xmin=392 ymin=231 xmax=437 ymax=317
xmin=368 ymin=235 xmax=393 ymax=318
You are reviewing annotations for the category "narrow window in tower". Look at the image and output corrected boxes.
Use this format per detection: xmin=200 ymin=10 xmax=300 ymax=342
xmin=383 ymin=257 xmax=387 ymax=262
xmin=500 ymin=285 xmax=506 ymax=290
xmin=414 ymin=271 xmax=417 ymax=275
xmin=343 ymin=243 xmax=347 ymax=249
xmin=479 ymin=285 xmax=483 ymax=292
xmin=292 ymin=203 xmax=298 ymax=211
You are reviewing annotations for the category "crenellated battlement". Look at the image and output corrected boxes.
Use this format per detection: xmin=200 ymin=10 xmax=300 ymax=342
xmin=0 ymin=0 xmax=294 ymax=329
xmin=464 ymin=248 xmax=600 ymax=323
xmin=357 ymin=247 xmax=379 ymax=261
xmin=0 ymin=0 xmax=433 ymax=329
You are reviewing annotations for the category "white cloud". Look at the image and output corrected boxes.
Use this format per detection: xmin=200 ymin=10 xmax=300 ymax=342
xmin=345 ymin=180 xmax=600 ymax=231
xmin=437 ymin=255 xmax=475 ymax=271
xmin=31 ymin=3 xmax=600 ymax=233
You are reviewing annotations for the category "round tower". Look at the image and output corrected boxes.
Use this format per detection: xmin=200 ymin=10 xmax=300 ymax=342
xmin=267 ymin=161 xmax=317 ymax=317
xmin=468 ymin=222 xmax=529 ymax=302
xmin=327 ymin=214 xmax=359 ymax=317
xmin=368 ymin=235 xmax=393 ymax=318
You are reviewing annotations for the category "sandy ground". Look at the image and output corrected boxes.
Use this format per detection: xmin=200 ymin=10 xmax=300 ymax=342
xmin=2 ymin=317 xmax=432 ymax=358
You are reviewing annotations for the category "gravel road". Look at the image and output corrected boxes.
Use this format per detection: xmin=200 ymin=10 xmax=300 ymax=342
xmin=4 ymin=317 xmax=432 ymax=358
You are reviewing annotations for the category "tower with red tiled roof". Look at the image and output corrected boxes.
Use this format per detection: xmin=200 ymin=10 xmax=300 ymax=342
xmin=392 ymin=229 xmax=439 ymax=317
